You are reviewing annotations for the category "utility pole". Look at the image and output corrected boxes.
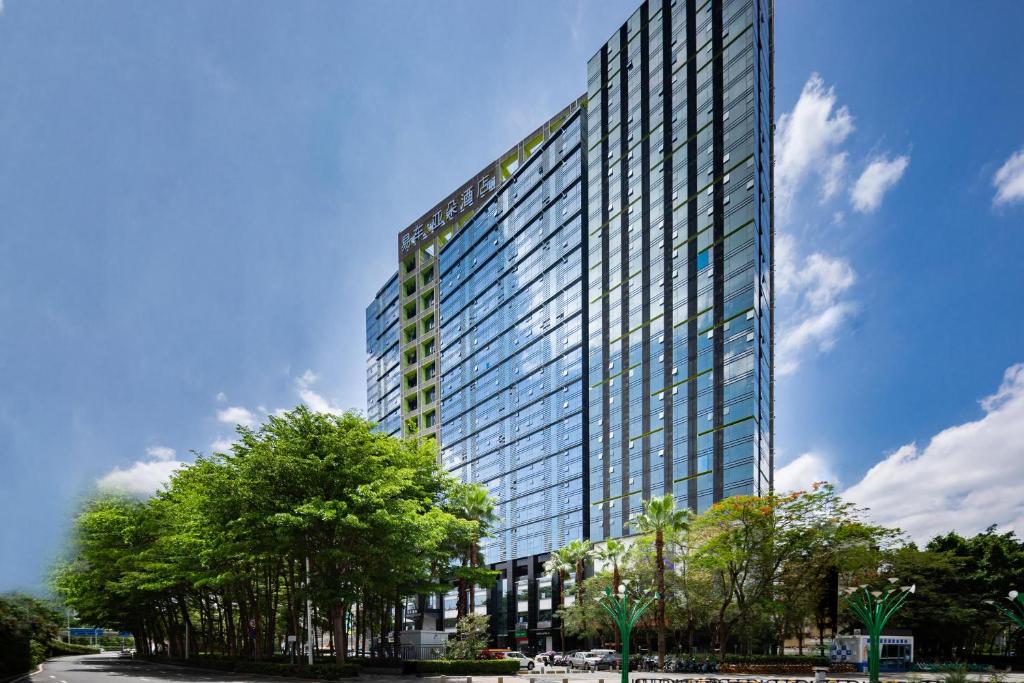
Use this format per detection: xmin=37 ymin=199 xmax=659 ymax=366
xmin=306 ymin=557 xmax=314 ymax=665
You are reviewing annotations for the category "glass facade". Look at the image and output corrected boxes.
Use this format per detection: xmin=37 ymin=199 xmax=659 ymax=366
xmin=363 ymin=0 xmax=772 ymax=652
xmin=438 ymin=110 xmax=586 ymax=568
xmin=366 ymin=273 xmax=402 ymax=437
xmin=585 ymin=0 xmax=773 ymax=543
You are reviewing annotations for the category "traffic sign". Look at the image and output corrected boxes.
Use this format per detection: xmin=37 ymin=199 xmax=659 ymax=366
xmin=68 ymin=628 xmax=105 ymax=637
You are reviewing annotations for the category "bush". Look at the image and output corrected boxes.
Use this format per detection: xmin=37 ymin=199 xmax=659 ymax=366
xmin=347 ymin=657 xmax=401 ymax=669
xmin=0 ymin=637 xmax=32 ymax=677
xmin=31 ymin=641 xmax=48 ymax=667
xmin=721 ymin=654 xmax=829 ymax=664
xmin=446 ymin=614 xmax=490 ymax=661
xmin=405 ymin=659 xmax=520 ymax=675
xmin=47 ymin=641 xmax=101 ymax=657
xmin=153 ymin=657 xmax=360 ymax=679
xmin=716 ymin=654 xmax=853 ymax=675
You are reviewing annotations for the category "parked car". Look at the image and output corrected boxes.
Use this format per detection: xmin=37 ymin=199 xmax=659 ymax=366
xmin=553 ymin=652 xmax=573 ymax=667
xmin=570 ymin=651 xmax=604 ymax=670
xmin=502 ymin=651 xmax=536 ymax=670
xmin=534 ymin=651 xmax=560 ymax=666
xmin=593 ymin=653 xmax=621 ymax=670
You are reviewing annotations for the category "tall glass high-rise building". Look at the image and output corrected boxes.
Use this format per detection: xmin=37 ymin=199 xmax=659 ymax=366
xmin=365 ymin=0 xmax=772 ymax=652
xmin=585 ymin=0 xmax=774 ymax=542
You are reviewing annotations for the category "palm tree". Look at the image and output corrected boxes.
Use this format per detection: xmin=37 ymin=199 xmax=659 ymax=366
xmin=594 ymin=539 xmax=627 ymax=648
xmin=594 ymin=539 xmax=626 ymax=593
xmin=544 ymin=546 xmax=574 ymax=653
xmin=634 ymin=494 xmax=691 ymax=671
xmin=544 ymin=539 xmax=590 ymax=652
xmin=561 ymin=538 xmax=592 ymax=602
xmin=459 ymin=486 xmax=498 ymax=614
xmin=452 ymin=484 xmax=498 ymax=617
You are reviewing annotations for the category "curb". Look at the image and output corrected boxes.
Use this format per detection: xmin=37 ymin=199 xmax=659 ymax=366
xmin=1 ymin=662 xmax=45 ymax=683
xmin=137 ymin=660 xmax=348 ymax=683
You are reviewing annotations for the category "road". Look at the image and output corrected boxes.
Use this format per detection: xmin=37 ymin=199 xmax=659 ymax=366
xmin=25 ymin=655 xmax=1024 ymax=683
xmin=26 ymin=655 xmax=310 ymax=683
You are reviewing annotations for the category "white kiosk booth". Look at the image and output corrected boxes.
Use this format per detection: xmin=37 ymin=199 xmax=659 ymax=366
xmin=830 ymin=634 xmax=914 ymax=673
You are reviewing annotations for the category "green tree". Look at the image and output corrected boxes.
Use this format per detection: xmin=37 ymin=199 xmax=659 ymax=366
xmin=634 ymin=494 xmax=690 ymax=669
xmin=55 ymin=408 xmax=482 ymax=666
xmin=449 ymin=483 xmax=499 ymax=618
xmin=446 ymin=613 xmax=491 ymax=660
xmin=544 ymin=545 xmax=574 ymax=652
xmin=693 ymin=484 xmax=890 ymax=658
xmin=0 ymin=594 xmax=61 ymax=676
xmin=561 ymin=539 xmax=592 ymax=601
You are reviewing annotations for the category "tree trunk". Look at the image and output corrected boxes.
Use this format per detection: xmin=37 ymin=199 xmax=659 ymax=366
xmin=559 ymin=571 xmax=567 ymax=654
xmin=469 ymin=540 xmax=478 ymax=613
xmin=656 ymin=530 xmax=666 ymax=670
xmin=392 ymin=591 xmax=402 ymax=660
xmin=332 ymin=603 xmax=347 ymax=664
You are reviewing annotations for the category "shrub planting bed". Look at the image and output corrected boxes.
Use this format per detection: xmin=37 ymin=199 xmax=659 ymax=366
xmin=717 ymin=655 xmax=855 ymax=674
xmin=142 ymin=656 xmax=359 ymax=679
xmin=403 ymin=659 xmax=521 ymax=675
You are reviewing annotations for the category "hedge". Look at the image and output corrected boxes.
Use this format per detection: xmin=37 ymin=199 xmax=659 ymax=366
xmin=404 ymin=659 xmax=521 ymax=675
xmin=720 ymin=654 xmax=829 ymax=664
xmin=47 ymin=641 xmax=102 ymax=657
xmin=141 ymin=656 xmax=359 ymax=679
xmin=713 ymin=654 xmax=855 ymax=675
xmin=234 ymin=661 xmax=360 ymax=679
xmin=347 ymin=657 xmax=402 ymax=669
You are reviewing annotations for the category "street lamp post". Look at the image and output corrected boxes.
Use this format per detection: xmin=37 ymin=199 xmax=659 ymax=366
xmin=597 ymin=583 xmax=657 ymax=683
xmin=840 ymin=579 xmax=915 ymax=683
xmin=984 ymin=590 xmax=1024 ymax=652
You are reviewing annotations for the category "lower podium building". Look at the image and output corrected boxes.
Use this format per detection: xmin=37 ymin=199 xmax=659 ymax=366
xmin=365 ymin=0 xmax=773 ymax=652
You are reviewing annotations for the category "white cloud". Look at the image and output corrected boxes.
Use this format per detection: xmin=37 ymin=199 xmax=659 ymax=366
xmin=822 ymin=152 xmax=848 ymax=201
xmin=210 ymin=438 xmax=235 ymax=453
xmin=844 ymin=363 xmax=1024 ymax=542
xmin=850 ymin=154 xmax=910 ymax=213
xmin=993 ymin=147 xmax=1024 ymax=207
xmin=295 ymin=370 xmax=344 ymax=415
xmin=776 ymin=73 xmax=855 ymax=216
xmin=97 ymin=449 xmax=185 ymax=497
xmin=215 ymin=391 xmax=227 ymax=402
xmin=775 ymin=234 xmax=857 ymax=376
xmin=775 ymin=452 xmax=840 ymax=493
xmin=217 ymin=405 xmax=256 ymax=428
xmin=145 ymin=445 xmax=176 ymax=461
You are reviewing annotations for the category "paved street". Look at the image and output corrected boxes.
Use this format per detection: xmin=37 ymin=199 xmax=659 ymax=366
xmin=25 ymin=655 xmax=1024 ymax=683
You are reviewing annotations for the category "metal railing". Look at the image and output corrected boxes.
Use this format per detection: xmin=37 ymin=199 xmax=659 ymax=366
xmin=635 ymin=679 xmax=944 ymax=683
xmin=399 ymin=643 xmax=449 ymax=661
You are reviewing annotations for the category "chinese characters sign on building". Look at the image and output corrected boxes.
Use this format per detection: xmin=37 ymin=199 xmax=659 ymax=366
xmin=397 ymin=164 xmax=500 ymax=258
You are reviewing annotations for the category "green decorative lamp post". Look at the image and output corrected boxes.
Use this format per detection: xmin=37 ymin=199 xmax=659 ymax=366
xmin=984 ymin=589 xmax=1024 ymax=629
xmin=840 ymin=579 xmax=915 ymax=683
xmin=597 ymin=582 xmax=657 ymax=683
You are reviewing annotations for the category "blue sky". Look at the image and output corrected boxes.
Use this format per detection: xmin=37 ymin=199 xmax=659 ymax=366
xmin=0 ymin=0 xmax=1022 ymax=592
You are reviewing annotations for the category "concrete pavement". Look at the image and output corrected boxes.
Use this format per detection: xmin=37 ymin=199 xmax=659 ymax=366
xmin=25 ymin=654 xmax=1024 ymax=683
